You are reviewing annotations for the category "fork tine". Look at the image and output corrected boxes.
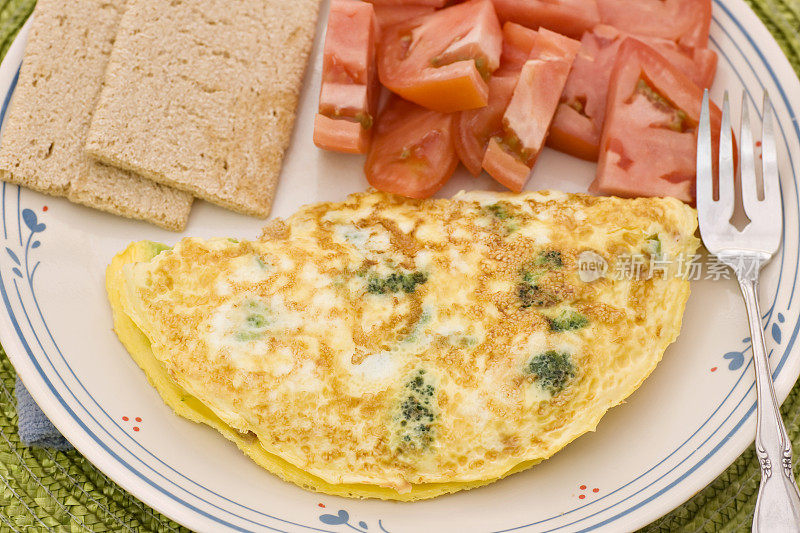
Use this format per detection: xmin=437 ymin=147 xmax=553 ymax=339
xmin=760 ymin=91 xmax=783 ymax=250
xmin=718 ymin=92 xmax=735 ymax=213
xmin=740 ymin=92 xmax=760 ymax=219
xmin=761 ymin=91 xmax=781 ymax=213
xmin=696 ymin=90 xmax=715 ymax=213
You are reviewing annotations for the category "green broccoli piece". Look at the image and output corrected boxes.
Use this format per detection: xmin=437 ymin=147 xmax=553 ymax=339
xmin=548 ymin=309 xmax=589 ymax=332
xmin=486 ymin=203 xmax=512 ymax=220
xmin=367 ymin=271 xmax=428 ymax=295
xmin=527 ymin=350 xmax=575 ymax=395
xmin=517 ymin=282 xmax=561 ymax=308
xmin=537 ymin=250 xmax=563 ymax=269
xmin=645 ymin=234 xmax=662 ymax=256
xmin=396 ymin=370 xmax=436 ymax=452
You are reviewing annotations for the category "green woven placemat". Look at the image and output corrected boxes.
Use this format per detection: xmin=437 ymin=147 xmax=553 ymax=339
xmin=0 ymin=0 xmax=799 ymax=531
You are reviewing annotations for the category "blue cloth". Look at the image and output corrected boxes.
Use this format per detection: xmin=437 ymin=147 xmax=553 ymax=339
xmin=14 ymin=376 xmax=72 ymax=450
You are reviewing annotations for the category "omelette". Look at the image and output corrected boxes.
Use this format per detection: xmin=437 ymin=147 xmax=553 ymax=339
xmin=106 ymin=190 xmax=699 ymax=500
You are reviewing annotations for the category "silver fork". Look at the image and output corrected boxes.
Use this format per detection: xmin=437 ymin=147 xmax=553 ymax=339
xmin=698 ymin=89 xmax=800 ymax=532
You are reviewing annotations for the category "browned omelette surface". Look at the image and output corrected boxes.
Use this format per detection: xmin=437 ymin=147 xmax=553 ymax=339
xmin=114 ymin=191 xmax=699 ymax=495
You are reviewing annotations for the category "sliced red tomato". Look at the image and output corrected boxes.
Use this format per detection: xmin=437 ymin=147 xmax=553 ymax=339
xmin=483 ymin=28 xmax=580 ymax=192
xmin=315 ymin=114 xmax=371 ymax=154
xmin=548 ymin=25 xmax=718 ymax=161
xmin=366 ymin=0 xmax=446 ymax=5
xmin=365 ymin=95 xmax=459 ymax=198
xmin=455 ymin=22 xmax=535 ymax=176
xmin=490 ymin=0 xmax=600 ymax=39
xmin=314 ymin=0 xmax=380 ymax=154
xmin=495 ymin=21 xmax=538 ymax=76
xmin=371 ymin=4 xmax=435 ymax=29
xmin=378 ymin=0 xmax=503 ymax=112
xmin=321 ymin=0 xmax=379 ymax=87
xmin=592 ymin=39 xmax=724 ymax=203
xmin=597 ymin=0 xmax=712 ymax=48
xmin=455 ymin=75 xmax=519 ymax=175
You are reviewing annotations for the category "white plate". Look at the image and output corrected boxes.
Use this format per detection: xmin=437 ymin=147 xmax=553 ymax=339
xmin=1 ymin=1 xmax=799 ymax=531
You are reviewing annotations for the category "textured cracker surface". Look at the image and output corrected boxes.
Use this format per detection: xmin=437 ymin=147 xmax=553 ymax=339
xmin=0 ymin=0 xmax=193 ymax=231
xmin=86 ymin=0 xmax=322 ymax=217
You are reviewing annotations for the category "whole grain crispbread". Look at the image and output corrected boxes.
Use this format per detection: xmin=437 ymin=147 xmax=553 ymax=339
xmin=0 ymin=0 xmax=193 ymax=232
xmin=85 ymin=0 xmax=322 ymax=218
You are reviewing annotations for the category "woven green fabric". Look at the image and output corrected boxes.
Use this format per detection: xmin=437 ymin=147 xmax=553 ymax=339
xmin=0 ymin=0 xmax=798 ymax=531
xmin=0 ymin=351 xmax=188 ymax=533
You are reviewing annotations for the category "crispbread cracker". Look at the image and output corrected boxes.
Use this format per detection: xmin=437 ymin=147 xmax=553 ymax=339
xmin=86 ymin=0 xmax=322 ymax=217
xmin=0 ymin=0 xmax=193 ymax=232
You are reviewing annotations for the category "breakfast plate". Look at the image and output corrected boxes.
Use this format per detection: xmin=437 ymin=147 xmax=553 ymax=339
xmin=0 ymin=0 xmax=799 ymax=532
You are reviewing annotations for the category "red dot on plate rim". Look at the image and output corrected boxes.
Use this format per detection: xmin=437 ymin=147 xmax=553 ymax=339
xmin=42 ymin=206 xmax=48 ymax=212
xmin=711 ymin=367 xmax=718 ymax=372
xmin=122 ymin=416 xmax=129 ymax=421
xmin=133 ymin=427 xmax=140 ymax=432
xmin=593 ymin=488 xmax=599 ymax=493
xmin=579 ymin=485 xmax=586 ymax=490
xmin=318 ymin=503 xmax=325 ymax=508
xmin=135 ymin=417 xmax=142 ymax=422
xmin=579 ymin=494 xmax=586 ymax=499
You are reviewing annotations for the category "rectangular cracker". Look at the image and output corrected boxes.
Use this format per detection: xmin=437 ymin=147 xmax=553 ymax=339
xmin=85 ymin=0 xmax=322 ymax=217
xmin=0 ymin=0 xmax=193 ymax=232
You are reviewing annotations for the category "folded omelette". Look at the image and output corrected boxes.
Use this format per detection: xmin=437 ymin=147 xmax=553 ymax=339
xmin=106 ymin=190 xmax=699 ymax=500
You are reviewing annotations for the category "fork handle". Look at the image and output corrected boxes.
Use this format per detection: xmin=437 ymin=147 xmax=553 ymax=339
xmin=738 ymin=278 xmax=800 ymax=532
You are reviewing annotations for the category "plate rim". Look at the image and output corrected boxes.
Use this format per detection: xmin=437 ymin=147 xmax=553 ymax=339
xmin=1 ymin=1 xmax=799 ymax=531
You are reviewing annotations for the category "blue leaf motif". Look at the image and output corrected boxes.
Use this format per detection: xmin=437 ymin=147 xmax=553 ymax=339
xmin=772 ymin=323 xmax=782 ymax=344
xmin=12 ymin=267 xmax=21 ymax=278
xmin=32 ymin=241 xmax=40 ymax=249
xmin=359 ymin=521 xmax=368 ymax=529
xmin=743 ymin=337 xmax=751 ymax=344
xmin=320 ymin=510 xmax=350 ymax=525
xmin=724 ymin=351 xmax=745 ymax=371
xmin=779 ymin=313 xmax=786 ymax=324
xmin=5 ymin=248 xmax=20 ymax=265
xmin=22 ymin=208 xmax=46 ymax=233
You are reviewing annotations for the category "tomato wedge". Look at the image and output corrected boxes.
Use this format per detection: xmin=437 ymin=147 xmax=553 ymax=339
xmin=592 ymin=39 xmax=724 ymax=203
xmin=366 ymin=0 xmax=446 ymax=5
xmin=378 ymin=0 xmax=503 ymax=112
xmin=496 ymin=21 xmax=538 ymax=76
xmin=483 ymin=29 xmax=580 ymax=192
xmin=371 ymin=4 xmax=435 ymax=29
xmin=454 ymin=22 xmax=536 ymax=176
xmin=548 ymin=26 xmax=718 ymax=161
xmin=455 ymin=75 xmax=519 ymax=175
xmin=314 ymin=0 xmax=380 ymax=154
xmin=365 ymin=95 xmax=458 ymax=198
xmin=597 ymin=0 xmax=712 ymax=48
xmin=490 ymin=0 xmax=600 ymax=39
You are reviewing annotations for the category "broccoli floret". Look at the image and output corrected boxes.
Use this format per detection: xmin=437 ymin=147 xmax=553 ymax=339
xmin=517 ymin=251 xmax=565 ymax=308
xmin=235 ymin=300 xmax=271 ymax=341
xmin=246 ymin=314 xmax=267 ymax=328
xmin=148 ymin=242 xmax=171 ymax=256
xmin=484 ymin=203 xmax=521 ymax=235
xmin=527 ymin=350 xmax=575 ymax=395
xmin=537 ymin=250 xmax=563 ymax=269
xmin=548 ymin=309 xmax=589 ymax=332
xmin=517 ymin=282 xmax=561 ymax=308
xmin=486 ymin=203 xmax=512 ymax=220
xmin=367 ymin=271 xmax=428 ymax=295
xmin=645 ymin=234 xmax=662 ymax=256
xmin=395 ymin=370 xmax=436 ymax=452
xmin=520 ymin=250 xmax=563 ymax=282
